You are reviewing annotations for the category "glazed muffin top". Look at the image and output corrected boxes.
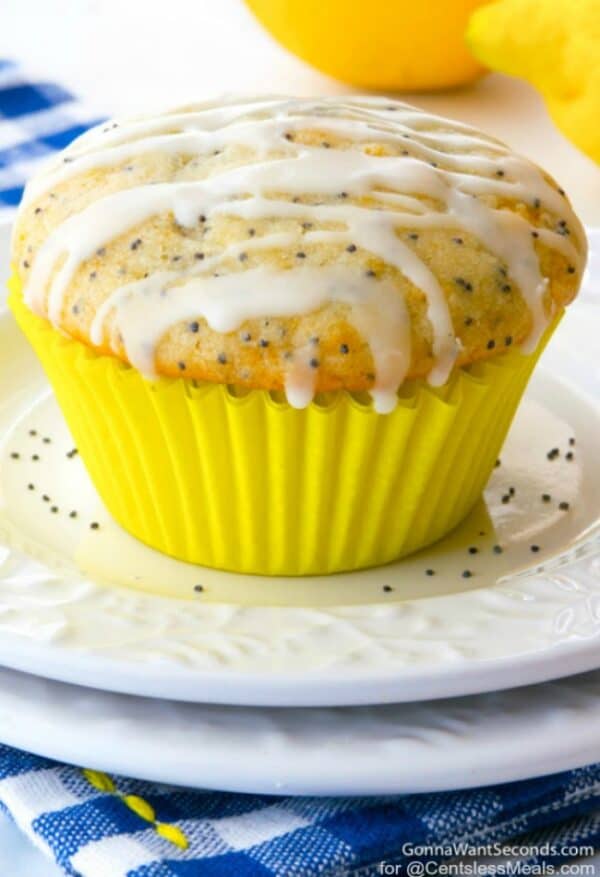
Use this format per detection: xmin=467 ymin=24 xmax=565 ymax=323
xmin=13 ymin=96 xmax=586 ymax=412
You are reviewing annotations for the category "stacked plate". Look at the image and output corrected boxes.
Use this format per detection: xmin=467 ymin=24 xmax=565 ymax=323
xmin=0 ymin=223 xmax=599 ymax=796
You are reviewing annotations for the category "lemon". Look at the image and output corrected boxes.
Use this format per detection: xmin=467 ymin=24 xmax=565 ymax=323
xmin=245 ymin=0 xmax=487 ymax=91
xmin=467 ymin=0 xmax=600 ymax=164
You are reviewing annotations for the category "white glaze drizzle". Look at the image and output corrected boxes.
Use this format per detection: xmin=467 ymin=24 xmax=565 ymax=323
xmin=91 ymin=266 xmax=411 ymax=413
xmin=19 ymin=96 xmax=586 ymax=410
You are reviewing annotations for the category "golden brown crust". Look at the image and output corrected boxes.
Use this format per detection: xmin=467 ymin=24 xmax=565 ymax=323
xmin=12 ymin=109 xmax=585 ymax=392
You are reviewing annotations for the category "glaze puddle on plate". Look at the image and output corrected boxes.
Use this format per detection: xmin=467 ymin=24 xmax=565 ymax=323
xmin=0 ymin=373 xmax=595 ymax=608
xmin=0 ymin=226 xmax=600 ymax=705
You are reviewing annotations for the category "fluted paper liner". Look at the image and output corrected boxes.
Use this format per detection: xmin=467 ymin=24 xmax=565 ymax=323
xmin=9 ymin=277 xmax=557 ymax=576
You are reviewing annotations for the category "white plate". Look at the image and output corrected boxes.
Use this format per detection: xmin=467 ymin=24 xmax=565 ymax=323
xmin=0 ymin=223 xmax=599 ymax=707
xmin=0 ymin=662 xmax=600 ymax=795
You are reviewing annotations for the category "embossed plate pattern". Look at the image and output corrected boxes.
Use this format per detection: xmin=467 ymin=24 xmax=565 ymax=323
xmin=0 ymin=224 xmax=598 ymax=706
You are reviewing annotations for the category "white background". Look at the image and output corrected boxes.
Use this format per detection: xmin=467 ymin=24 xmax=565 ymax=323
xmin=1 ymin=0 xmax=600 ymax=226
xmin=0 ymin=0 xmax=599 ymax=871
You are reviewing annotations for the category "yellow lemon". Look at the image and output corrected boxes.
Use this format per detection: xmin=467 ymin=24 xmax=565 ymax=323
xmin=245 ymin=0 xmax=487 ymax=91
xmin=467 ymin=0 xmax=600 ymax=163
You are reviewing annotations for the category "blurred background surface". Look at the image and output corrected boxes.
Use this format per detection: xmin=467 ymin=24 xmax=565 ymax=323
xmin=0 ymin=0 xmax=598 ymax=870
xmin=1 ymin=0 xmax=599 ymax=225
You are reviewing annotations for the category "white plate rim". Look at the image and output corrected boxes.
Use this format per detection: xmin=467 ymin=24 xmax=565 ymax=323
xmin=0 ymin=663 xmax=599 ymax=795
xmin=0 ymin=223 xmax=599 ymax=707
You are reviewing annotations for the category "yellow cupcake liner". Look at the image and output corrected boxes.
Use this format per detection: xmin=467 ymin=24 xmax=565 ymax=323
xmin=9 ymin=276 xmax=558 ymax=576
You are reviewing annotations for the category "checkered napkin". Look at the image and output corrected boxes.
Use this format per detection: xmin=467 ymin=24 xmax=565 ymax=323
xmin=0 ymin=744 xmax=598 ymax=876
xmin=0 ymin=59 xmax=102 ymax=220
xmin=1 ymin=58 xmax=600 ymax=877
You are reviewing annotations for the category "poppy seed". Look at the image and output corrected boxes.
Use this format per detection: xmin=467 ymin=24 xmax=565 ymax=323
xmin=455 ymin=277 xmax=473 ymax=292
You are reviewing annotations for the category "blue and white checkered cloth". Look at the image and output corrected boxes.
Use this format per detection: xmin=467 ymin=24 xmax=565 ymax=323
xmin=0 ymin=744 xmax=599 ymax=876
xmin=0 ymin=59 xmax=102 ymax=220
xmin=1 ymin=59 xmax=600 ymax=876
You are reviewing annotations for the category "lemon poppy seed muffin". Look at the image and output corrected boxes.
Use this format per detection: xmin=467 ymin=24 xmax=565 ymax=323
xmin=13 ymin=96 xmax=585 ymax=410
xmin=9 ymin=96 xmax=586 ymax=576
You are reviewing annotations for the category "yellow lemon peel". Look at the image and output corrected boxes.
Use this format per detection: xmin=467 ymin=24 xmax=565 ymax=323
xmin=467 ymin=0 xmax=600 ymax=163
xmin=245 ymin=0 xmax=487 ymax=91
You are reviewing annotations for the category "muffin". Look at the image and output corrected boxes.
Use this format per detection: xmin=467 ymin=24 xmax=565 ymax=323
xmin=9 ymin=96 xmax=586 ymax=576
